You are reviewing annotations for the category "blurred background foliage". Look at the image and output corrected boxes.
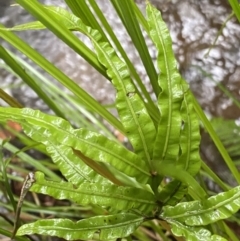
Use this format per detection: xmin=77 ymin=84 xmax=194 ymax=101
xmin=1 ymin=0 xmax=240 ymax=240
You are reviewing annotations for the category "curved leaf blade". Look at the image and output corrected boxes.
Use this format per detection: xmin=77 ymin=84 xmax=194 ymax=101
xmin=31 ymin=172 xmax=157 ymax=214
xmin=0 ymin=107 xmax=150 ymax=184
xmin=93 ymin=40 xmax=156 ymax=171
xmin=158 ymin=180 xmax=187 ymax=206
xmin=40 ymin=6 xmax=157 ymax=172
xmin=1 ymin=6 xmax=157 ymax=171
xmin=157 ymin=163 xmax=206 ymax=200
xmin=85 ymin=29 xmax=156 ymax=171
xmin=46 ymin=144 xmax=107 ymax=185
xmin=160 ymin=86 xmax=202 ymax=205
xmin=162 ymin=185 xmax=240 ymax=226
xmin=147 ymin=3 xmax=184 ymax=163
xmin=168 ymin=220 xmax=227 ymax=241
xmin=16 ymin=214 xmax=144 ymax=240
xmin=178 ymin=84 xmax=201 ymax=176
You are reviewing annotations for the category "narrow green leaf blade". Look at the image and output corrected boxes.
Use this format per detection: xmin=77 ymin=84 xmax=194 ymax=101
xmin=168 ymin=220 xmax=227 ymax=241
xmin=15 ymin=0 xmax=106 ymax=75
xmin=88 ymin=0 xmax=157 ymax=117
xmin=157 ymin=163 xmax=206 ymax=200
xmin=31 ymin=172 xmax=157 ymax=214
xmin=0 ymin=21 xmax=45 ymax=31
xmin=1 ymin=6 xmax=157 ymax=165
xmin=16 ymin=214 xmax=144 ymax=240
xmin=45 ymin=6 xmax=157 ymax=171
xmin=162 ymin=185 xmax=240 ymax=226
xmin=178 ymin=86 xmax=201 ymax=176
xmin=91 ymin=31 xmax=156 ymax=172
xmin=228 ymin=0 xmax=240 ymax=22
xmin=111 ymin=0 xmax=160 ymax=97
xmin=0 ymin=45 xmax=65 ymax=119
xmin=147 ymin=3 xmax=184 ymax=163
xmin=0 ymin=25 xmax=124 ymax=133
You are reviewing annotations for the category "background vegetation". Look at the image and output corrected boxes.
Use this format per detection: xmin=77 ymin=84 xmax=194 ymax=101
xmin=0 ymin=0 xmax=240 ymax=240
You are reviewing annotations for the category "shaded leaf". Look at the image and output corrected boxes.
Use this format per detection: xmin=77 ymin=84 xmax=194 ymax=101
xmin=156 ymin=163 xmax=206 ymax=200
xmin=17 ymin=213 xmax=144 ymax=240
xmin=158 ymin=180 xmax=187 ymax=206
xmin=30 ymin=172 xmax=157 ymax=214
xmin=211 ymin=118 xmax=240 ymax=158
xmin=178 ymin=84 xmax=201 ymax=176
xmin=72 ymin=148 xmax=126 ymax=186
xmin=160 ymin=86 xmax=202 ymax=205
xmin=162 ymin=185 xmax=240 ymax=226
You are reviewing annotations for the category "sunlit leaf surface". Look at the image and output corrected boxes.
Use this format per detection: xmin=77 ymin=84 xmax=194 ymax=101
xmin=147 ymin=3 xmax=183 ymax=164
xmin=0 ymin=107 xmax=150 ymax=184
xmin=17 ymin=213 xmax=144 ymax=240
xmin=162 ymin=185 xmax=240 ymax=226
xmin=168 ymin=220 xmax=227 ymax=241
xmin=1 ymin=6 xmax=157 ymax=173
xmin=146 ymin=3 xmax=202 ymax=204
xmin=30 ymin=172 xmax=157 ymax=214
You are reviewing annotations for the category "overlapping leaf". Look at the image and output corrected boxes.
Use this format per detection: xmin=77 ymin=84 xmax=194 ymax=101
xmin=178 ymin=81 xmax=201 ymax=176
xmin=17 ymin=213 xmax=144 ymax=240
xmin=146 ymin=3 xmax=202 ymax=205
xmin=158 ymin=180 xmax=187 ymax=206
xmin=159 ymin=84 xmax=202 ymax=204
xmin=30 ymin=172 xmax=156 ymax=214
xmin=1 ymin=6 xmax=156 ymax=172
xmin=156 ymin=163 xmax=206 ymax=200
xmin=162 ymin=185 xmax=240 ymax=226
xmin=147 ymin=3 xmax=184 ymax=164
xmin=46 ymin=144 xmax=107 ymax=186
xmin=92 ymin=37 xmax=156 ymax=172
xmin=168 ymin=220 xmax=227 ymax=241
xmin=0 ymin=107 xmax=150 ymax=184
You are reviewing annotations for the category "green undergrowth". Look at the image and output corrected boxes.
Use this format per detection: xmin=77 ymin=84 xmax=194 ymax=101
xmin=0 ymin=1 xmax=240 ymax=241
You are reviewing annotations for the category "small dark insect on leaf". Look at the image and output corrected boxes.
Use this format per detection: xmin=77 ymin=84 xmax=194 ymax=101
xmin=126 ymin=92 xmax=136 ymax=98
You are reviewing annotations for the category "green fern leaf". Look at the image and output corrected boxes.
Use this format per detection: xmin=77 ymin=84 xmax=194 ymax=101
xmin=16 ymin=213 xmax=144 ymax=240
xmin=0 ymin=6 xmax=157 ymax=173
xmin=147 ymin=2 xmax=183 ymax=164
xmin=0 ymin=107 xmax=150 ymax=184
xmin=168 ymin=220 xmax=227 ymax=241
xmin=30 ymin=172 xmax=157 ymax=214
xmin=162 ymin=185 xmax=240 ymax=225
